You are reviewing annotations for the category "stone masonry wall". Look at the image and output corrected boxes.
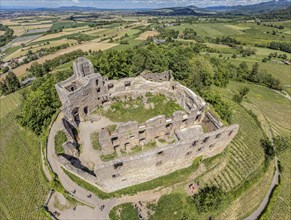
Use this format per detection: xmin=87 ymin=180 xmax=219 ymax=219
xmin=95 ymin=124 xmax=238 ymax=192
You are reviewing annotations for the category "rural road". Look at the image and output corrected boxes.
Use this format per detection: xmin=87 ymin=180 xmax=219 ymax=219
xmin=244 ymin=122 xmax=280 ymax=220
xmin=244 ymin=157 xmax=280 ymax=220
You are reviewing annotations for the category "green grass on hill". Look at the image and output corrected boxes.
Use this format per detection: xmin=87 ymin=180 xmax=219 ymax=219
xmin=54 ymin=131 xmax=67 ymax=155
xmin=0 ymin=91 xmax=22 ymax=119
xmin=0 ymin=91 xmax=49 ymax=220
xmin=109 ymin=203 xmax=138 ymax=220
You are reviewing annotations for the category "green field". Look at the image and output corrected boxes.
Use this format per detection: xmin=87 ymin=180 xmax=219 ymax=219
xmin=167 ymin=22 xmax=291 ymax=45
xmin=0 ymin=90 xmax=49 ymax=219
xmin=168 ymin=23 xmax=244 ymax=37
xmin=49 ymin=21 xmax=91 ymax=32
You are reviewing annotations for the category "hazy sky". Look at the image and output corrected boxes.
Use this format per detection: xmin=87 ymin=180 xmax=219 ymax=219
xmin=1 ymin=0 xmax=278 ymax=9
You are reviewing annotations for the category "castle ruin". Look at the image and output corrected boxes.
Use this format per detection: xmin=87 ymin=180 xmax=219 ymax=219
xmin=55 ymin=57 xmax=239 ymax=192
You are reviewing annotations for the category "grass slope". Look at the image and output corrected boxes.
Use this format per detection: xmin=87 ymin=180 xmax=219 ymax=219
xmin=0 ymin=91 xmax=49 ymax=219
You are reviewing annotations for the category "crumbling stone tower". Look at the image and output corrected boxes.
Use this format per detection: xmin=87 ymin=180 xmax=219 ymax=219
xmin=55 ymin=57 xmax=108 ymax=126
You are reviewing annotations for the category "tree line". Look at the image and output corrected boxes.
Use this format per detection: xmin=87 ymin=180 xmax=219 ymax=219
xmin=269 ymin=41 xmax=291 ymax=53
xmin=0 ymin=24 xmax=16 ymax=47
xmin=17 ymin=41 xmax=282 ymax=135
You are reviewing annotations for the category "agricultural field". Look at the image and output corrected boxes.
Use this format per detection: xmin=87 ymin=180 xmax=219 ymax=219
xmin=11 ymin=41 xmax=117 ymax=77
xmin=0 ymin=90 xmax=49 ymax=220
xmin=167 ymin=23 xmax=245 ymax=37
xmin=166 ymin=22 xmax=291 ymax=46
xmin=3 ymin=39 xmax=77 ymax=62
xmin=137 ymin=30 xmax=159 ymax=40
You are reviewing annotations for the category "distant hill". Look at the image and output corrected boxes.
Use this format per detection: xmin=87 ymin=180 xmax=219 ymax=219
xmin=137 ymin=6 xmax=215 ymax=16
xmin=137 ymin=1 xmax=291 ymax=16
xmin=205 ymin=0 xmax=291 ymax=14
xmin=257 ymin=6 xmax=291 ymax=20
xmin=33 ymin=6 xmax=105 ymax=11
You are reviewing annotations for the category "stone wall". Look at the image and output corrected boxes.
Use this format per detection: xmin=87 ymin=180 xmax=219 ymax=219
xmin=94 ymin=124 xmax=238 ymax=192
xmin=99 ymin=109 xmax=199 ymax=155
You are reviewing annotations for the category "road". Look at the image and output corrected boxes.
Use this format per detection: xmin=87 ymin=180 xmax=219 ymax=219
xmin=244 ymin=122 xmax=280 ymax=220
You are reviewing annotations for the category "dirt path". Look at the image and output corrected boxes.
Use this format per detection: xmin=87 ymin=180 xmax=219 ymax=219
xmin=275 ymin=90 xmax=291 ymax=101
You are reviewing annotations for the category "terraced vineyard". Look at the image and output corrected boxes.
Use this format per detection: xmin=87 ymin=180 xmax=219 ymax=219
xmin=212 ymin=81 xmax=291 ymax=219
xmin=199 ymin=101 xmax=265 ymax=192
xmin=0 ymin=90 xmax=49 ymax=219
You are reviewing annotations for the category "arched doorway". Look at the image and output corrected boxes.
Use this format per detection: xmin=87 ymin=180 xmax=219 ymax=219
xmin=84 ymin=106 xmax=88 ymax=115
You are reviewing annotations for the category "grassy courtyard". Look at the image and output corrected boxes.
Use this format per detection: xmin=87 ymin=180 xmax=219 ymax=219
xmin=95 ymin=94 xmax=182 ymax=124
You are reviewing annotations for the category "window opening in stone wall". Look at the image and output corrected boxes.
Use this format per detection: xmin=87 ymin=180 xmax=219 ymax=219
xmin=114 ymin=162 xmax=123 ymax=170
xmin=228 ymin=130 xmax=233 ymax=136
xmin=108 ymin=83 xmax=114 ymax=90
xmin=96 ymin=79 xmax=99 ymax=86
xmin=209 ymin=144 xmax=214 ymax=148
xmin=157 ymin=151 xmax=164 ymax=156
xmin=112 ymin=174 xmax=120 ymax=178
xmin=124 ymin=81 xmax=131 ymax=87
xmin=166 ymin=123 xmax=172 ymax=128
xmin=203 ymin=137 xmax=209 ymax=143
xmin=84 ymin=106 xmax=88 ymax=115
xmin=191 ymin=140 xmax=198 ymax=147
xmin=97 ymin=87 xmax=101 ymax=93
xmin=215 ymin=133 xmax=222 ymax=139
xmin=139 ymin=130 xmax=145 ymax=134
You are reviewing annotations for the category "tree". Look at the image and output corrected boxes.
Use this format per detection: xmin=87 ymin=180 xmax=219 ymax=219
xmin=236 ymin=62 xmax=249 ymax=81
xmin=188 ymin=56 xmax=213 ymax=92
xmin=193 ymin=186 xmax=224 ymax=212
xmin=0 ymin=72 xmax=21 ymax=95
xmin=233 ymin=87 xmax=249 ymax=104
xmin=260 ymin=137 xmax=275 ymax=163
xmin=249 ymin=63 xmax=260 ymax=82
